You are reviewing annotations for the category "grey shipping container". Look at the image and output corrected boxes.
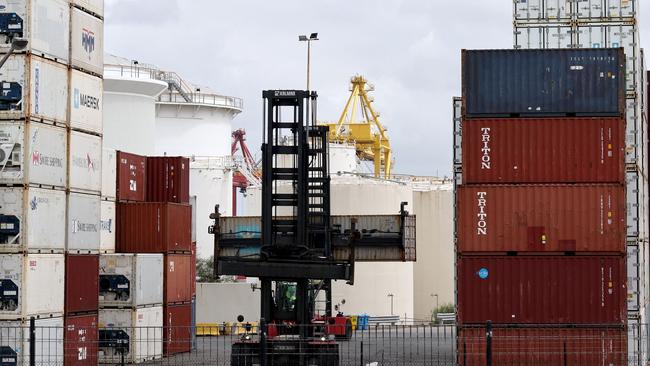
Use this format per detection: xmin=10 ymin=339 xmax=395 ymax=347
xmin=462 ymin=48 xmax=625 ymax=117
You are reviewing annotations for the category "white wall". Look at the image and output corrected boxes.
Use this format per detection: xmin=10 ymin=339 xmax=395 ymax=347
xmin=196 ymin=283 xmax=260 ymax=324
xmin=192 ymin=166 xmax=232 ymax=258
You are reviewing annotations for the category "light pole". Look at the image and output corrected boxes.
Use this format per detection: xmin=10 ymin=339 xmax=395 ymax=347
xmin=432 ymin=293 xmax=439 ymax=311
xmin=387 ymin=293 xmax=395 ymax=316
xmin=0 ymin=38 xmax=28 ymax=70
xmin=298 ymin=33 xmax=318 ymax=91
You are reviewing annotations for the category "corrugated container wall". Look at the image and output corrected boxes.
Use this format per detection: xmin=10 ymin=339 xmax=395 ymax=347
xmin=0 ymin=121 xmax=67 ymax=188
xmin=65 ymin=254 xmax=98 ymax=314
xmin=71 ymin=0 xmax=104 ymax=18
xmin=457 ymin=256 xmax=627 ymax=325
xmin=456 ymin=185 xmax=626 ymax=253
xmin=98 ymin=254 xmax=163 ymax=308
xmin=163 ymin=303 xmax=192 ymax=356
xmin=69 ymin=7 xmax=103 ymax=75
xmin=146 ymin=156 xmax=190 ymax=204
xmin=0 ymin=0 xmax=70 ymax=63
xmin=67 ymin=192 xmax=100 ymax=253
xmin=0 ymin=317 xmax=64 ymax=365
xmin=98 ymin=307 xmax=163 ymax=363
xmin=0 ymin=55 xmax=68 ymax=123
xmin=0 ymin=187 xmax=66 ymax=253
xmin=0 ymin=254 xmax=64 ymax=319
xmin=100 ymin=200 xmax=115 ymax=253
xmin=462 ymin=49 xmax=625 ymax=117
xmin=101 ymin=149 xmax=116 ymax=199
xmin=116 ymin=151 xmax=146 ymax=202
xmin=68 ymin=131 xmax=101 ymax=194
xmin=462 ymin=117 xmax=625 ymax=184
xmin=164 ymin=254 xmax=192 ymax=304
xmin=117 ymin=202 xmax=192 ymax=253
xmin=69 ymin=69 xmax=103 ymax=134
xmin=64 ymin=313 xmax=98 ymax=366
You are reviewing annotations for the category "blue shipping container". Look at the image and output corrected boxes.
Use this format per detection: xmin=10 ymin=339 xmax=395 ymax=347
xmin=462 ymin=48 xmax=625 ymax=117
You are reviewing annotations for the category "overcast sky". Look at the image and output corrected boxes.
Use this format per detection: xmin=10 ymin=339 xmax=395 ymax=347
xmin=104 ymin=1 xmax=650 ymax=177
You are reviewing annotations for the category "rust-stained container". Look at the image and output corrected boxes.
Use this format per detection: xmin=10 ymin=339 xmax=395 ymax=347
xmin=117 ymin=202 xmax=192 ymax=253
xmin=462 ymin=117 xmax=625 ymax=184
xmin=64 ymin=313 xmax=98 ymax=366
xmin=163 ymin=303 xmax=192 ymax=356
xmin=456 ymin=185 xmax=625 ymax=254
xmin=146 ymin=157 xmax=190 ymax=204
xmin=190 ymin=242 xmax=196 ymax=297
xmin=457 ymin=256 xmax=626 ymax=325
xmin=165 ymin=254 xmax=192 ymax=304
xmin=457 ymin=326 xmax=626 ymax=366
xmin=116 ymin=151 xmax=146 ymax=202
xmin=65 ymin=254 xmax=98 ymax=315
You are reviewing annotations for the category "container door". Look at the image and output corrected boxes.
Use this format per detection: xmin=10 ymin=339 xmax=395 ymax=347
xmin=576 ymin=25 xmax=606 ymax=49
xmin=575 ymin=0 xmax=606 ymax=19
xmin=23 ymin=254 xmax=64 ymax=317
xmin=101 ymin=149 xmax=116 ymax=199
xmin=605 ymin=24 xmax=638 ymax=91
xmin=67 ymin=193 xmax=100 ymax=253
xmin=69 ymin=131 xmax=102 ymax=194
xmin=135 ymin=255 xmax=163 ymax=307
xmin=134 ymin=307 xmax=162 ymax=361
xmin=627 ymin=244 xmax=640 ymax=311
xmin=607 ymin=0 xmax=636 ymax=19
xmin=514 ymin=0 xmax=543 ymax=22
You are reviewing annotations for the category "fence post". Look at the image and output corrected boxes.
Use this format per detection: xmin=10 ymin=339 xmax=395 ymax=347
xmin=28 ymin=317 xmax=35 ymax=366
xmin=486 ymin=321 xmax=492 ymax=366
xmin=259 ymin=318 xmax=267 ymax=366
xmin=360 ymin=340 xmax=364 ymax=366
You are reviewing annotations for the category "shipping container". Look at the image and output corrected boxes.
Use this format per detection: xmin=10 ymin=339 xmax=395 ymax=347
xmin=164 ymin=254 xmax=192 ymax=305
xmin=0 ymin=55 xmax=68 ymax=123
xmin=69 ymin=130 xmax=101 ymax=194
xmin=71 ymin=0 xmax=104 ymax=18
xmin=0 ymin=187 xmax=66 ymax=253
xmin=514 ymin=24 xmax=574 ymax=49
xmin=64 ymin=313 xmax=98 ymax=366
xmin=0 ymin=0 xmax=69 ymax=63
xmin=462 ymin=49 xmax=625 ymax=117
xmin=0 ymin=254 xmax=64 ymax=319
xmin=456 ymin=185 xmax=626 ymax=254
xmin=65 ymin=254 xmax=98 ymax=314
xmin=146 ymin=156 xmax=190 ymax=204
xmin=98 ymin=307 xmax=163 ymax=363
xmin=163 ymin=303 xmax=191 ymax=356
xmin=462 ymin=117 xmax=625 ymax=184
xmin=457 ymin=326 xmax=626 ymax=365
xmin=190 ymin=296 xmax=196 ymax=350
xmin=100 ymin=200 xmax=115 ymax=253
xmin=0 ymin=316 xmax=64 ymax=366
xmin=70 ymin=7 xmax=103 ymax=76
xmin=101 ymin=149 xmax=116 ymax=200
xmin=117 ymin=202 xmax=192 ymax=253
xmin=116 ymin=151 xmax=146 ymax=202
xmin=513 ymin=0 xmax=572 ymax=22
xmin=457 ymin=256 xmax=626 ymax=325
xmin=69 ymin=69 xmax=102 ymax=134
xmin=190 ymin=242 xmax=196 ymax=297
xmin=0 ymin=121 xmax=67 ymax=188
xmin=190 ymin=196 xmax=197 ymax=243
xmin=99 ymin=254 xmax=163 ymax=308
xmin=627 ymin=244 xmax=641 ymax=312
xmin=67 ymin=192 xmax=100 ymax=253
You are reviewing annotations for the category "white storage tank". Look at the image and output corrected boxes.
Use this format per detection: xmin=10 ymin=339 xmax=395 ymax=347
xmin=100 ymin=200 xmax=115 ymax=253
xmin=70 ymin=7 xmax=103 ymax=76
xmin=71 ymin=0 xmax=104 ymax=19
xmin=98 ymin=306 xmax=163 ymax=363
xmin=0 ymin=121 xmax=67 ymax=188
xmin=67 ymin=192 xmax=100 ymax=253
xmin=101 ymin=148 xmax=116 ymax=200
xmin=0 ymin=316 xmax=64 ymax=365
xmin=69 ymin=68 xmax=103 ymax=134
xmin=0 ymin=187 xmax=66 ymax=253
xmin=99 ymin=254 xmax=163 ymax=308
xmin=68 ymin=130 xmax=101 ymax=194
xmin=0 ymin=253 xmax=64 ymax=319
xmin=0 ymin=55 xmax=68 ymax=123
xmin=0 ymin=0 xmax=69 ymax=63
xmin=328 ymin=143 xmax=359 ymax=174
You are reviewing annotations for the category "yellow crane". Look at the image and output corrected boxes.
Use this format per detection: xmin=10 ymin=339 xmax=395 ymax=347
xmin=322 ymin=75 xmax=392 ymax=178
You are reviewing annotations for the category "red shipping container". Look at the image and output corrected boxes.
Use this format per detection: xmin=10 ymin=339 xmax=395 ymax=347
xmin=457 ymin=327 xmax=626 ymax=366
xmin=163 ymin=303 xmax=192 ymax=356
xmin=165 ymin=254 xmax=192 ymax=304
xmin=65 ymin=255 xmax=99 ymax=315
xmin=146 ymin=157 xmax=190 ymax=204
xmin=117 ymin=202 xmax=192 ymax=253
xmin=456 ymin=185 xmax=625 ymax=254
xmin=190 ymin=242 xmax=196 ymax=297
xmin=116 ymin=151 xmax=146 ymax=202
xmin=462 ymin=117 xmax=625 ymax=184
xmin=64 ymin=313 xmax=98 ymax=366
xmin=457 ymin=256 xmax=626 ymax=325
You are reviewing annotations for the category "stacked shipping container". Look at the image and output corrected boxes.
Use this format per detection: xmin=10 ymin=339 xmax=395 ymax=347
xmin=455 ymin=48 xmax=628 ymax=364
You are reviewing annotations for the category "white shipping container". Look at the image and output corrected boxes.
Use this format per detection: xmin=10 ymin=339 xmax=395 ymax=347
xmin=0 ymin=254 xmax=64 ymax=319
xmin=100 ymin=200 xmax=114 ymax=253
xmin=0 ymin=0 xmax=69 ymax=62
xmin=628 ymin=244 xmax=641 ymax=312
xmin=98 ymin=307 xmax=162 ymax=363
xmin=513 ymin=0 xmax=572 ymax=22
xmin=0 ymin=55 xmax=68 ymax=123
xmin=0 ymin=317 xmax=63 ymax=366
xmin=607 ymin=0 xmax=636 ymax=19
xmin=576 ymin=0 xmax=607 ymax=19
xmin=0 ymin=187 xmax=65 ymax=253
xmin=99 ymin=254 xmax=163 ymax=308
xmin=69 ymin=69 xmax=103 ymax=134
xmin=69 ymin=131 xmax=101 ymax=194
xmin=70 ymin=7 xmax=103 ymax=76
xmin=514 ymin=25 xmax=574 ymax=49
xmin=0 ymin=121 xmax=66 ymax=188
xmin=67 ymin=192 xmax=100 ymax=253
xmin=101 ymin=148 xmax=116 ymax=199
xmin=71 ymin=0 xmax=104 ymax=18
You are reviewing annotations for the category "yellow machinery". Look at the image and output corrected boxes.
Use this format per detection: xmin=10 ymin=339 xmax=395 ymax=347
xmin=322 ymin=75 xmax=392 ymax=178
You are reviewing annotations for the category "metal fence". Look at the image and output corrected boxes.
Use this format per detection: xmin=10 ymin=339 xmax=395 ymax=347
xmin=1 ymin=320 xmax=646 ymax=365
